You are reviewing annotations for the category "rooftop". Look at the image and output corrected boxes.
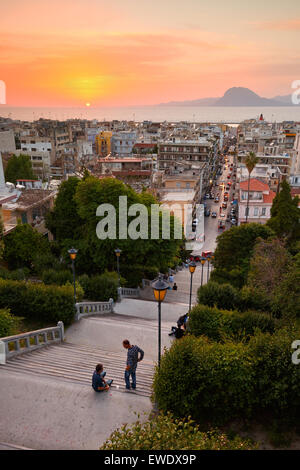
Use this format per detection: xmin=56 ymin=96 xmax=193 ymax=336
xmin=239 ymin=179 xmax=271 ymax=192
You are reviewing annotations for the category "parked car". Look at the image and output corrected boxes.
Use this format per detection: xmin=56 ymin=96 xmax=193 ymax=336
xmin=204 ymin=208 xmax=211 ymax=217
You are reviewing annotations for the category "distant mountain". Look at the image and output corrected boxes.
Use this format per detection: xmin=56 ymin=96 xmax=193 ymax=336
xmin=158 ymin=87 xmax=299 ymax=107
xmin=214 ymin=87 xmax=284 ymax=107
xmin=157 ymin=97 xmax=218 ymax=106
xmin=272 ymin=94 xmax=294 ymax=105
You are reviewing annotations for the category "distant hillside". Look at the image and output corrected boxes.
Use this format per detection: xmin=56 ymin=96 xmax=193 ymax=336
xmin=158 ymin=87 xmax=299 ymax=107
xmin=157 ymin=97 xmax=218 ymax=106
xmin=272 ymin=94 xmax=294 ymax=105
xmin=214 ymin=87 xmax=284 ymax=107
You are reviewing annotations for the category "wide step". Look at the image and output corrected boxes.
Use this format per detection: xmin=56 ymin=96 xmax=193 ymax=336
xmin=0 ymin=342 xmax=154 ymax=398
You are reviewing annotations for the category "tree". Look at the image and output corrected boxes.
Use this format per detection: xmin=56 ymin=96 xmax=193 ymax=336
xmin=73 ymin=176 xmax=182 ymax=277
xmin=267 ymin=180 xmax=300 ymax=243
xmin=272 ymin=252 xmax=300 ymax=320
xmin=3 ymin=223 xmax=51 ymax=269
xmin=244 ymin=152 xmax=259 ymax=223
xmin=4 ymin=154 xmax=36 ymax=184
xmin=45 ymin=177 xmax=84 ymax=242
xmin=247 ymin=238 xmax=291 ymax=299
xmin=211 ymin=223 xmax=275 ymax=288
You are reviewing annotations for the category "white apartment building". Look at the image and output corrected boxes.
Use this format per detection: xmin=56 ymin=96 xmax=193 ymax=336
xmin=19 ymin=136 xmax=55 ymax=179
xmin=238 ymin=178 xmax=276 ymax=225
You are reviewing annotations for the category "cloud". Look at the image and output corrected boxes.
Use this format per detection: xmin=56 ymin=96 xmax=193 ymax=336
xmin=251 ymin=19 xmax=300 ymax=31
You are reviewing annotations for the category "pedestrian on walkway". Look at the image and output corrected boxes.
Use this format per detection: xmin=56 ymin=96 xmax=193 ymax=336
xmin=122 ymin=339 xmax=144 ymax=390
xmin=168 ymin=274 xmax=174 ymax=287
xmin=92 ymin=364 xmax=113 ymax=392
xmin=172 ymin=282 xmax=178 ymax=291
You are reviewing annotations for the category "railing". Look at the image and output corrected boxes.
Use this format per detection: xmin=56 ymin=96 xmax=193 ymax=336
xmin=120 ymin=287 xmax=140 ymax=298
xmin=0 ymin=322 xmax=64 ymax=364
xmin=142 ymin=279 xmax=152 ymax=288
xmin=75 ymin=299 xmax=114 ymax=321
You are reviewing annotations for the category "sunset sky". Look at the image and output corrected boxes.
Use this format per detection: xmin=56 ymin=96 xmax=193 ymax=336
xmin=1 ymin=0 xmax=300 ymax=107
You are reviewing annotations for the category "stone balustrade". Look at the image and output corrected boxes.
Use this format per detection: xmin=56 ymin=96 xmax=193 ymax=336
xmin=75 ymin=299 xmax=114 ymax=321
xmin=0 ymin=322 xmax=64 ymax=365
xmin=120 ymin=287 xmax=140 ymax=298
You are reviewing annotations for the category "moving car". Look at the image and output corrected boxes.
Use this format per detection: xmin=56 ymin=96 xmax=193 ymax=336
xmin=214 ymin=196 xmax=219 ymax=203
xmin=222 ymin=202 xmax=227 ymax=209
xmin=218 ymin=219 xmax=225 ymax=230
xmin=204 ymin=208 xmax=211 ymax=217
xmin=202 ymin=250 xmax=213 ymax=258
xmin=211 ymin=211 xmax=217 ymax=218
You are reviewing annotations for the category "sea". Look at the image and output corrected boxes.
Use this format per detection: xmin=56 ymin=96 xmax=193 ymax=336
xmin=1 ymin=105 xmax=300 ymax=123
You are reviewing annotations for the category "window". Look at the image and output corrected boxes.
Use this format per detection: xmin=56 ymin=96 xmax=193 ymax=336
xmin=245 ymin=207 xmax=249 ymax=217
xmin=261 ymin=207 xmax=266 ymax=216
xmin=254 ymin=207 xmax=258 ymax=216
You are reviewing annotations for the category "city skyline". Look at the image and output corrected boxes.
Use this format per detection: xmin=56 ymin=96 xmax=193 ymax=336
xmin=1 ymin=0 xmax=300 ymax=107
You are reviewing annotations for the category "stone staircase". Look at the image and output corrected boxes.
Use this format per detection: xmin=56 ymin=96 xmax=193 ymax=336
xmin=140 ymin=265 xmax=212 ymax=305
xmin=0 ymin=341 xmax=154 ymax=398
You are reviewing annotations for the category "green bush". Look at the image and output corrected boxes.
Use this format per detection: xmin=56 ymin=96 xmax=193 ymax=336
xmin=153 ymin=335 xmax=256 ymax=424
xmin=83 ymin=273 xmax=118 ymax=301
xmin=120 ymin=265 xmax=158 ymax=287
xmin=0 ymin=308 xmax=21 ymax=337
xmin=197 ymin=281 xmax=239 ymax=311
xmin=100 ymin=412 xmax=257 ymax=450
xmin=188 ymin=305 xmax=276 ymax=342
xmin=41 ymin=269 xmax=73 ymax=286
xmin=197 ymin=281 xmax=272 ymax=313
xmin=249 ymin=328 xmax=300 ymax=419
xmin=0 ymin=267 xmax=29 ymax=281
xmin=153 ymin=328 xmax=300 ymax=426
xmin=0 ymin=279 xmax=77 ymax=325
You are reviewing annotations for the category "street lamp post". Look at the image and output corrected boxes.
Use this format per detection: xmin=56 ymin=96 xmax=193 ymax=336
xmin=206 ymin=255 xmax=211 ymax=283
xmin=200 ymin=257 xmax=206 ymax=287
xmin=68 ymin=248 xmax=78 ymax=304
xmin=188 ymin=261 xmax=196 ymax=313
xmin=152 ymin=275 xmax=169 ymax=368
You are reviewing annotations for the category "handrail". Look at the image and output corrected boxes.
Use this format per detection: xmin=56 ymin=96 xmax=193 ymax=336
xmin=0 ymin=322 xmax=64 ymax=364
xmin=75 ymin=299 xmax=114 ymax=321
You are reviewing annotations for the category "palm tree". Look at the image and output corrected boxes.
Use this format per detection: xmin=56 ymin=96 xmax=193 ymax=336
xmin=244 ymin=152 xmax=259 ymax=223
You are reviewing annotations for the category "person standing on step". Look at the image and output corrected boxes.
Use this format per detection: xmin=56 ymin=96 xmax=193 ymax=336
xmin=123 ymin=339 xmax=144 ymax=391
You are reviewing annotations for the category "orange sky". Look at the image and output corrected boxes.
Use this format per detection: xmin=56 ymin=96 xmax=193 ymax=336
xmin=0 ymin=0 xmax=300 ymax=106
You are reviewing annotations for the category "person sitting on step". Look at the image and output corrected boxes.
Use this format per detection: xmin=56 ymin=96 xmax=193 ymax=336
xmin=92 ymin=364 xmax=113 ymax=392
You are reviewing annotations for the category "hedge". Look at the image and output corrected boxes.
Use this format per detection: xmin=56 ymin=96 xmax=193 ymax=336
xmin=79 ymin=273 xmax=119 ymax=301
xmin=0 ymin=308 xmax=21 ymax=337
xmin=188 ymin=305 xmax=276 ymax=342
xmin=197 ymin=281 xmax=272 ymax=313
xmin=153 ymin=335 xmax=256 ymax=424
xmin=100 ymin=412 xmax=257 ymax=450
xmin=41 ymin=269 xmax=73 ymax=286
xmin=0 ymin=279 xmax=78 ymax=325
xmin=153 ymin=328 xmax=300 ymax=425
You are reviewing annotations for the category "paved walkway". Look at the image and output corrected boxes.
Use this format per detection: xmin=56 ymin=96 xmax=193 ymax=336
xmin=0 ymin=298 xmax=184 ymax=450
